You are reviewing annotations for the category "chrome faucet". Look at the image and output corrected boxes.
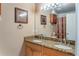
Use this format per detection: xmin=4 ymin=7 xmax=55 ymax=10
xmin=63 ymin=38 xmax=67 ymax=45
xmin=59 ymin=38 xmax=67 ymax=45
xmin=39 ymin=34 xmax=43 ymax=39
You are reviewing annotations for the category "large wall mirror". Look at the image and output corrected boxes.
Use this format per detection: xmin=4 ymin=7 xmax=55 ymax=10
xmin=34 ymin=3 xmax=76 ymax=41
xmin=34 ymin=3 xmax=76 ymax=52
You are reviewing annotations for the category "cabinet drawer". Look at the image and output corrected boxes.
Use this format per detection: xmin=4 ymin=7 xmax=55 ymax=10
xmin=43 ymin=47 xmax=72 ymax=56
xmin=25 ymin=41 xmax=42 ymax=51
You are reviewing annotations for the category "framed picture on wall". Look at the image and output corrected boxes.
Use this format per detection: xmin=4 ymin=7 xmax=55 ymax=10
xmin=15 ymin=7 xmax=28 ymax=24
xmin=41 ymin=15 xmax=46 ymax=25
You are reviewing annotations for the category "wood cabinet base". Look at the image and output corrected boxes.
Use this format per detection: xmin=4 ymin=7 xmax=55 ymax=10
xmin=20 ymin=41 xmax=73 ymax=56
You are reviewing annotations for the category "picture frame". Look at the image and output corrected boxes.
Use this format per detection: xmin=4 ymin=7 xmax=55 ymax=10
xmin=41 ymin=15 xmax=46 ymax=25
xmin=15 ymin=7 xmax=28 ymax=24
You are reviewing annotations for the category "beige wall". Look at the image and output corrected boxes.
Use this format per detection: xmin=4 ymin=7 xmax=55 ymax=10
xmin=0 ymin=3 xmax=34 ymax=55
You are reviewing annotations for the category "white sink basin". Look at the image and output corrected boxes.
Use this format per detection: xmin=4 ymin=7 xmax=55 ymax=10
xmin=54 ymin=44 xmax=72 ymax=50
xmin=32 ymin=40 xmax=42 ymax=43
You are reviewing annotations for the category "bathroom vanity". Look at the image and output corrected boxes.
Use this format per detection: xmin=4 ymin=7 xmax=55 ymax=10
xmin=21 ymin=36 xmax=75 ymax=56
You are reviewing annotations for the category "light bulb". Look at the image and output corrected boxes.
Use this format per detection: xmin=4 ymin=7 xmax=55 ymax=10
xmin=41 ymin=3 xmax=62 ymax=11
xmin=41 ymin=6 xmax=43 ymax=10
xmin=51 ymin=3 xmax=55 ymax=7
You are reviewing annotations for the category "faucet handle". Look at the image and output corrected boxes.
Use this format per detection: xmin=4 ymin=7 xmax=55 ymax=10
xmin=40 ymin=34 xmax=43 ymax=36
xmin=63 ymin=38 xmax=67 ymax=45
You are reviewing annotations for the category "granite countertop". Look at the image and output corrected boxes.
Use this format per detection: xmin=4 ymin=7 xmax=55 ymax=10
xmin=24 ymin=37 xmax=75 ymax=55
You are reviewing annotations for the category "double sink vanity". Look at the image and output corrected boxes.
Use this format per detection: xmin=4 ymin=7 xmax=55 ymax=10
xmin=21 ymin=36 xmax=75 ymax=56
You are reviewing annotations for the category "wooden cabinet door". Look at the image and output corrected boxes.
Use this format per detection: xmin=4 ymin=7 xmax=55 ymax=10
xmin=25 ymin=41 xmax=43 ymax=56
xmin=25 ymin=46 xmax=42 ymax=56
xmin=32 ymin=50 xmax=42 ymax=56
xmin=25 ymin=46 xmax=33 ymax=56
xmin=0 ymin=3 xmax=1 ymax=15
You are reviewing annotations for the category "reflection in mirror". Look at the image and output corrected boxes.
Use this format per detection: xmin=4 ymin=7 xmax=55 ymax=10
xmin=34 ymin=3 xmax=76 ymax=56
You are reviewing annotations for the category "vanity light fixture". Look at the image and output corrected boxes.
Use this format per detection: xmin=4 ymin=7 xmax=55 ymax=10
xmin=41 ymin=3 xmax=62 ymax=11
